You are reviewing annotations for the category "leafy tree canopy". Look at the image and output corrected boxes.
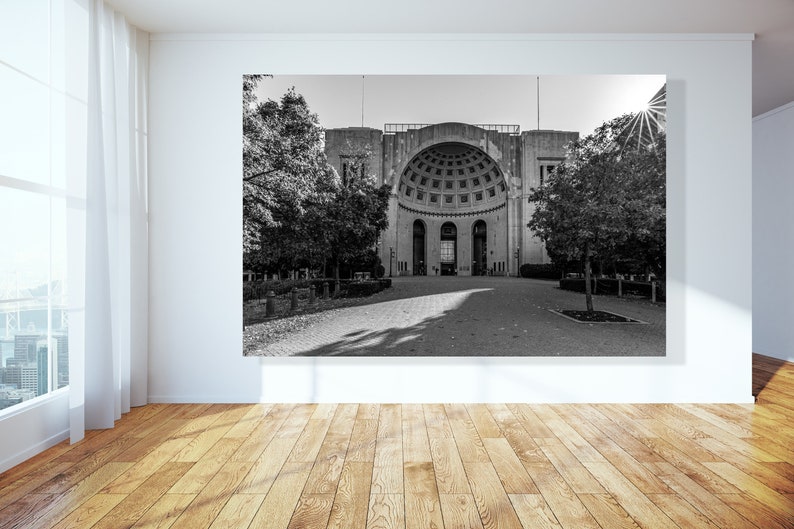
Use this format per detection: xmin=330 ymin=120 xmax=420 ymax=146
xmin=242 ymin=78 xmax=389 ymax=277
xmin=528 ymin=113 xmax=666 ymax=310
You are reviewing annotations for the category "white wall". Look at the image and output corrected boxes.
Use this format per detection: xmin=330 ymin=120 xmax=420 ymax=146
xmin=0 ymin=390 xmax=69 ymax=472
xmin=753 ymin=101 xmax=794 ymax=362
xmin=148 ymin=34 xmax=753 ymax=403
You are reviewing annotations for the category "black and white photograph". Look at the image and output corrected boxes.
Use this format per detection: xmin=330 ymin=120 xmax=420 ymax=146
xmin=243 ymin=75 xmax=667 ymax=357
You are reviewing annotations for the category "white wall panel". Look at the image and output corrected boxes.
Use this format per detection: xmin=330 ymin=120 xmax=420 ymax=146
xmin=753 ymin=101 xmax=794 ymax=362
xmin=148 ymin=34 xmax=753 ymax=403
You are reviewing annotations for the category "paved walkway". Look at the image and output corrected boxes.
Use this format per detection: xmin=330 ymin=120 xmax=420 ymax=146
xmin=256 ymin=276 xmax=666 ymax=357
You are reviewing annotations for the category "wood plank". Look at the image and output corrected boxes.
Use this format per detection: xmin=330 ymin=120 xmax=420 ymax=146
xmin=49 ymin=493 xmax=126 ymax=529
xmin=404 ymin=461 xmax=438 ymax=496
xmin=312 ymin=403 xmax=339 ymax=421
xmin=537 ymin=439 xmax=605 ymax=494
xmin=522 ymin=463 xmax=601 ymax=529
xmin=449 ymin=419 xmax=489 ymax=463
xmin=466 ymin=404 xmax=502 ymax=438
xmin=93 ymin=462 xmax=193 ymax=529
xmin=208 ymin=493 xmax=264 ymax=529
xmin=170 ymin=405 xmax=248 ymax=463
xmin=287 ymin=419 xmax=332 ymax=463
xmin=508 ymin=404 xmax=555 ymax=439
xmin=372 ymin=438 xmax=403 ymax=494
xmin=423 ymin=403 xmax=453 ymax=439
xmin=464 ymin=462 xmax=524 ymax=529
xmin=278 ymin=404 xmax=317 ymax=438
xmin=348 ymin=419 xmax=379 ymax=462
xmin=168 ymin=437 xmax=245 ymax=494
xmin=377 ymin=404 xmax=402 ymax=439
xmin=482 ymin=438 xmax=539 ymax=494
xmin=646 ymin=494 xmax=720 ymax=529
xmin=402 ymin=405 xmax=431 ymax=463
xmin=439 ymin=494 xmax=482 ymax=529
xmin=327 ymin=461 xmax=374 ymax=529
xmin=0 ymin=461 xmax=72 ymax=511
xmin=429 ymin=438 xmax=470 ymax=494
xmin=439 ymin=494 xmax=484 ymax=529
xmin=229 ymin=403 xmax=294 ymax=462
xmin=581 ymin=461 xmax=678 ymax=529
xmin=222 ymin=404 xmax=272 ymax=439
xmin=24 ymin=461 xmax=133 ymax=529
xmin=543 ymin=405 xmax=607 ymax=463
xmin=357 ymin=403 xmax=381 ymax=421
xmin=0 ymin=493 xmax=60 ymax=529
xmin=367 ymin=493 xmax=404 ymax=529
xmin=716 ymin=492 xmax=794 ymax=529
xmin=405 ymin=492 xmax=445 ymax=529
xmin=648 ymin=462 xmax=758 ymax=528
xmin=702 ymin=461 xmax=794 ymax=517
xmin=130 ymin=493 xmax=195 ymax=529
xmin=577 ymin=493 xmax=641 ymax=529
xmin=102 ymin=437 xmax=191 ymax=494
xmin=170 ymin=459 xmax=260 ymax=529
xmin=328 ymin=403 xmax=359 ymax=438
xmin=508 ymin=494 xmax=562 ymax=529
xmin=248 ymin=461 xmax=313 ymax=529
xmin=638 ymin=436 xmax=740 ymax=494
xmin=287 ymin=493 xmax=335 ymax=529
xmin=235 ymin=437 xmax=297 ymax=494
xmin=304 ymin=434 xmax=352 ymax=494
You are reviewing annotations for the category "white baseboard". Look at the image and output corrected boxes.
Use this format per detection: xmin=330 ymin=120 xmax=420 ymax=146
xmin=0 ymin=430 xmax=69 ymax=474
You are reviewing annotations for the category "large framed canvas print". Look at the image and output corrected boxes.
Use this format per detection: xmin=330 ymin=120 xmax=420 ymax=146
xmin=242 ymin=75 xmax=667 ymax=357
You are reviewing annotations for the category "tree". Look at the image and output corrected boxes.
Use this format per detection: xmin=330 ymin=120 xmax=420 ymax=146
xmin=242 ymin=80 xmax=389 ymax=278
xmin=242 ymin=77 xmax=336 ymax=255
xmin=528 ymin=113 xmax=666 ymax=311
xmin=322 ymin=147 xmax=390 ymax=279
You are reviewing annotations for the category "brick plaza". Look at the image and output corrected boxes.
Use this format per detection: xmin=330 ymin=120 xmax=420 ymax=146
xmin=253 ymin=277 xmax=665 ymax=357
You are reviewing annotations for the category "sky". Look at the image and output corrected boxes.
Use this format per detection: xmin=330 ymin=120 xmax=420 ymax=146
xmin=254 ymin=74 xmax=666 ymax=137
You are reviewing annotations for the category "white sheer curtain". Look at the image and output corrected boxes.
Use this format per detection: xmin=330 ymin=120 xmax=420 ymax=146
xmin=71 ymin=0 xmax=148 ymax=439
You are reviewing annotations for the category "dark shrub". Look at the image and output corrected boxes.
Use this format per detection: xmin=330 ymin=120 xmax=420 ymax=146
xmin=558 ymin=278 xmax=665 ymax=301
xmin=346 ymin=281 xmax=384 ymax=297
xmin=520 ymin=263 xmax=561 ymax=279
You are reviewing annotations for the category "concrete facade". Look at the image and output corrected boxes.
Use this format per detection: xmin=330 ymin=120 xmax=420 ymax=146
xmin=326 ymin=123 xmax=577 ymax=276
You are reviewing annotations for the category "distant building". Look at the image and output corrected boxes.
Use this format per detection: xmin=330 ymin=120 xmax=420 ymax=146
xmin=325 ymin=123 xmax=577 ymax=276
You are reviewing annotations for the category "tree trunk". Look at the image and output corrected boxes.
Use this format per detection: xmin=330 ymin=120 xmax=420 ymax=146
xmin=584 ymin=243 xmax=594 ymax=312
xmin=333 ymin=258 xmax=340 ymax=281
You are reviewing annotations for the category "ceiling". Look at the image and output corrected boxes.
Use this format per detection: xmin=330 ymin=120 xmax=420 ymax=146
xmin=106 ymin=0 xmax=794 ymax=117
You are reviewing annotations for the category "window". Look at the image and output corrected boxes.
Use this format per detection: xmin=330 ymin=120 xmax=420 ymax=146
xmin=440 ymin=241 xmax=455 ymax=263
xmin=0 ymin=2 xmax=87 ymax=411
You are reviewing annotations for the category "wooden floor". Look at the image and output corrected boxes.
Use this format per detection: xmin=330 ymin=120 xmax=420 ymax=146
xmin=1 ymin=355 xmax=793 ymax=529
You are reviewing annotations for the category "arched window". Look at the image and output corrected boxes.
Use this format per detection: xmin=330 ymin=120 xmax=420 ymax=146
xmin=440 ymin=222 xmax=457 ymax=275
